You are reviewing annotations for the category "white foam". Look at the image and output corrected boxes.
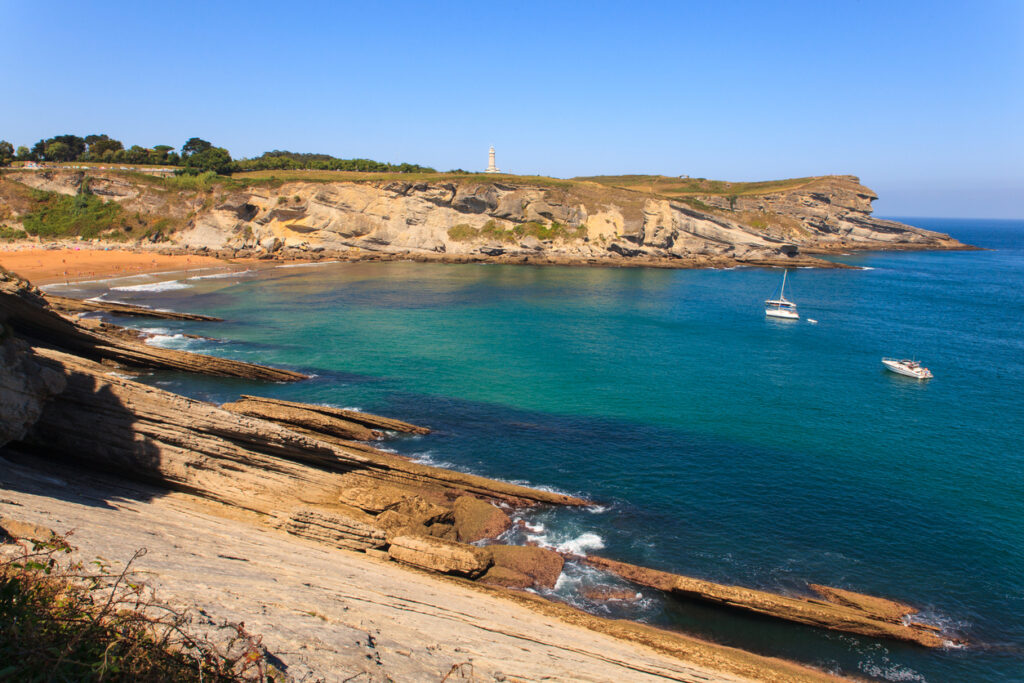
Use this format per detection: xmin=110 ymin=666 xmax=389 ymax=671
xmin=111 ymin=280 xmax=191 ymax=292
xmin=523 ymin=521 xmax=545 ymax=534
xmin=555 ymin=532 xmax=605 ymax=556
xmin=276 ymin=260 xmax=339 ymax=269
xmin=586 ymin=504 xmax=610 ymax=514
xmin=187 ymin=269 xmax=254 ymax=280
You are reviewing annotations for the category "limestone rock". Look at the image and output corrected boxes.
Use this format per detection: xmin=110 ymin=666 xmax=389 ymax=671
xmin=235 ymin=395 xmax=430 ymax=434
xmin=44 ymin=294 xmax=223 ymax=321
xmin=0 ymin=270 xmax=305 ymax=382
xmin=478 ymin=565 xmax=533 ymax=589
xmin=222 ymin=398 xmax=382 ymax=441
xmin=484 ymin=544 xmax=564 ymax=589
xmin=0 ymin=516 xmax=57 ymax=543
xmin=284 ymin=507 xmax=386 ymax=551
xmin=0 ymin=335 xmax=66 ymax=448
xmin=387 ymin=496 xmax=451 ymax=526
xmin=387 ymin=535 xmax=492 ymax=577
xmin=580 ymin=586 xmax=641 ymax=602
xmin=452 ymin=496 xmax=512 ymax=543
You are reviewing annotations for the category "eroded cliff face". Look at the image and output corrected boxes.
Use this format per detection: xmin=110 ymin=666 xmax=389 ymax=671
xmin=696 ymin=176 xmax=961 ymax=250
xmin=2 ymin=170 xmax=966 ymax=266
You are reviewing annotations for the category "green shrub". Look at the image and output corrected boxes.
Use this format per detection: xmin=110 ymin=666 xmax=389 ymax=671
xmin=21 ymin=189 xmax=125 ymax=238
xmin=0 ymin=226 xmax=27 ymax=240
xmin=447 ymin=224 xmax=480 ymax=241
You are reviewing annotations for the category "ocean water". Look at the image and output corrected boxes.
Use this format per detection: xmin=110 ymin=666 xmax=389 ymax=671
xmin=52 ymin=218 xmax=1024 ymax=681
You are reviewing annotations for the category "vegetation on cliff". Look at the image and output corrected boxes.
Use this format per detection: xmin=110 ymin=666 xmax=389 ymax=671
xmin=20 ymin=185 xmax=126 ymax=239
xmin=448 ymin=220 xmax=588 ymax=243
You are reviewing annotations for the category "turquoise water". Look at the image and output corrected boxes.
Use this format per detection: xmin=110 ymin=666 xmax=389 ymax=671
xmin=57 ymin=219 xmax=1024 ymax=681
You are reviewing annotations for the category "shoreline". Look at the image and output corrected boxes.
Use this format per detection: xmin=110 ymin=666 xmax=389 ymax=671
xmin=0 ymin=237 xmax=982 ymax=286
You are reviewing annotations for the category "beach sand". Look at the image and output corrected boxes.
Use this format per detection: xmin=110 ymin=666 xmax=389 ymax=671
xmin=0 ymin=246 xmax=230 ymax=285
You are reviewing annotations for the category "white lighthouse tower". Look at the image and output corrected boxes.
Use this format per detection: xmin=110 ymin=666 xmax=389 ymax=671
xmin=485 ymin=146 xmax=500 ymax=173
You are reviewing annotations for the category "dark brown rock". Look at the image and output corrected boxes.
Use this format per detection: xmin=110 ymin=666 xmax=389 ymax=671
xmin=452 ymin=496 xmax=512 ymax=543
xmin=485 ymin=544 xmax=564 ymax=589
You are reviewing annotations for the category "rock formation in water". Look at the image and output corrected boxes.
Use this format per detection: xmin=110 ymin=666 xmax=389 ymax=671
xmin=583 ymin=555 xmax=951 ymax=648
xmin=1 ymin=169 xmax=968 ymax=268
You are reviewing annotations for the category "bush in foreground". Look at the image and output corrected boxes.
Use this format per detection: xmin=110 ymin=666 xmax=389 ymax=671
xmin=0 ymin=532 xmax=275 ymax=681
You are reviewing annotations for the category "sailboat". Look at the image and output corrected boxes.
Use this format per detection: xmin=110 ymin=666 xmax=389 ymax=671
xmin=765 ymin=270 xmax=799 ymax=319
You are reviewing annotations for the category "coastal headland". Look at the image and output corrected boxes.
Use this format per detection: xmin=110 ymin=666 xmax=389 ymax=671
xmin=0 ymin=169 xmax=972 ymax=282
xmin=1 ymin=263 xmax=962 ymax=680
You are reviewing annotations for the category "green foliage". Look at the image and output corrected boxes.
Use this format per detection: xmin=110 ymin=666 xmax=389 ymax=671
xmin=447 ymin=223 xmax=479 ymax=241
xmin=182 ymin=147 xmax=233 ymax=176
xmin=0 ymin=141 xmax=13 ymax=166
xmin=20 ymin=188 xmax=125 ymax=238
xmin=161 ymin=170 xmax=218 ymax=191
xmin=511 ymin=220 xmax=587 ymax=241
xmin=447 ymin=220 xmax=587 ymax=243
xmin=679 ymin=197 xmax=715 ymax=212
xmin=234 ymin=149 xmax=435 ymax=174
xmin=181 ymin=137 xmax=213 ymax=157
xmin=1 ymin=535 xmax=274 ymax=681
xmin=0 ymin=226 xmax=27 ymax=240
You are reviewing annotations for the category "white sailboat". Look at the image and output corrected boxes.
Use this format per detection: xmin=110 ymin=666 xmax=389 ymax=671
xmin=765 ymin=270 xmax=799 ymax=319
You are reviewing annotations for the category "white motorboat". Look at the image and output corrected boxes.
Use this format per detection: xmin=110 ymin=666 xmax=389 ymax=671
xmin=882 ymin=358 xmax=933 ymax=379
xmin=765 ymin=270 xmax=799 ymax=319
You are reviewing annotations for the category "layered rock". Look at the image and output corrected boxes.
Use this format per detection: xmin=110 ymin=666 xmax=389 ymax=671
xmin=387 ymin=534 xmax=492 ymax=577
xmin=0 ymin=270 xmax=305 ymax=382
xmin=223 ymin=395 xmax=430 ymax=436
xmin=3 ymin=170 xmax=967 ymax=268
xmin=44 ymin=294 xmax=223 ymax=321
xmin=584 ymin=555 xmax=949 ymax=648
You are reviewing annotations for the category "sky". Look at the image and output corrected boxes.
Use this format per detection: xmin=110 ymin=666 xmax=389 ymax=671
xmin=2 ymin=0 xmax=1021 ymax=217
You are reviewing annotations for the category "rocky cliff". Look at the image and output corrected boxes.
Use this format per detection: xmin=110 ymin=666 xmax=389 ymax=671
xmin=1 ymin=170 xmax=968 ymax=267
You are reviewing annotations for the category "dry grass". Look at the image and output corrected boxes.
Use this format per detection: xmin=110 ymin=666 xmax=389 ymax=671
xmin=575 ymin=174 xmax=825 ymax=198
xmin=0 ymin=531 xmax=277 ymax=681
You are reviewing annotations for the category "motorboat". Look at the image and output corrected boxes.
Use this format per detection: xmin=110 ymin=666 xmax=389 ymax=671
xmin=765 ymin=270 xmax=799 ymax=319
xmin=882 ymin=358 xmax=933 ymax=379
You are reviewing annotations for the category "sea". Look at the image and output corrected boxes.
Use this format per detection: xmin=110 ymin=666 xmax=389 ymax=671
xmin=48 ymin=218 xmax=1024 ymax=682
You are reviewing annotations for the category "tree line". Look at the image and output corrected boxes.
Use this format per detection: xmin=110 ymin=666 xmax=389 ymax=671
xmin=0 ymin=134 xmax=435 ymax=175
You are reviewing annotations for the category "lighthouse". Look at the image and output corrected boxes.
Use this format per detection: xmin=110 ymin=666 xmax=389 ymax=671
xmin=485 ymin=146 xmax=500 ymax=173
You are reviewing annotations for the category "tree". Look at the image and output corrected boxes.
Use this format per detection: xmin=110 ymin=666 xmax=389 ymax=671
xmin=87 ymin=135 xmax=123 ymax=158
xmin=182 ymin=146 xmax=233 ymax=175
xmin=181 ymin=137 xmax=213 ymax=157
xmin=49 ymin=135 xmax=87 ymax=160
xmin=15 ymin=146 xmax=30 ymax=160
xmin=44 ymin=141 xmax=72 ymax=162
xmin=0 ymin=140 xmax=14 ymax=165
xmin=125 ymin=145 xmax=149 ymax=164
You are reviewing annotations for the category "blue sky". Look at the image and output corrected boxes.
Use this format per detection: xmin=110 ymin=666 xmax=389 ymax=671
xmin=2 ymin=0 xmax=1021 ymax=217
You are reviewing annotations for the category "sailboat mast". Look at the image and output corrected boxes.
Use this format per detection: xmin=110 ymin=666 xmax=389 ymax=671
xmin=781 ymin=270 xmax=787 ymax=300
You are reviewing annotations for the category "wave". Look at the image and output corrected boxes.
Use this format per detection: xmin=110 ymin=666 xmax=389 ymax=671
xmin=276 ymin=260 xmax=340 ymax=269
xmin=187 ymin=269 xmax=254 ymax=280
xmin=111 ymin=280 xmax=192 ymax=292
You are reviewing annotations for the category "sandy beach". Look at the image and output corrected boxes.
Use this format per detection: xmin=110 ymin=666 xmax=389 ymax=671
xmin=0 ymin=245 xmax=231 ymax=285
